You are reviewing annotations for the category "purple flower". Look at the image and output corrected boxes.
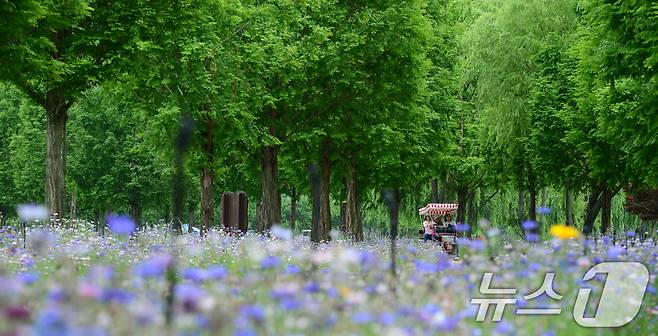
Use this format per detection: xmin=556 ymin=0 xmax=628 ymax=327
xmin=455 ymin=223 xmax=470 ymax=233
xmin=16 ymin=204 xmax=48 ymax=222
xmin=626 ymin=230 xmax=636 ymax=238
xmin=4 ymin=306 xmax=30 ymax=320
xmin=100 ymin=288 xmax=133 ymax=304
xmin=525 ymin=233 xmax=539 ymax=243
xmin=176 ymin=284 xmax=205 ymax=311
xmin=133 ymin=255 xmax=172 ymax=278
xmin=35 ymin=308 xmax=68 ymax=336
xmin=351 ymin=311 xmax=373 ymax=324
xmin=456 ymin=238 xmax=471 ymax=247
xmin=106 ymin=214 xmax=136 ymax=235
xmin=207 ymin=265 xmax=228 ymax=280
xmin=240 ymin=304 xmax=265 ymax=322
xmin=522 ymin=221 xmax=537 ymax=230
xmin=495 ymin=321 xmax=515 ymax=335
xmin=469 ymin=239 xmax=486 ymax=251
xmin=17 ymin=272 xmax=39 ymax=285
xmin=537 ymin=206 xmax=552 ymax=215
xmin=260 ymin=256 xmax=280 ymax=269
xmin=303 ymin=281 xmax=320 ymax=293
xmin=607 ymin=246 xmax=625 ymax=260
xmin=182 ymin=267 xmax=208 ymax=282
xmin=285 ymin=264 xmax=301 ymax=275
xmin=279 ymin=299 xmax=300 ymax=311
xmin=378 ymin=312 xmax=396 ymax=325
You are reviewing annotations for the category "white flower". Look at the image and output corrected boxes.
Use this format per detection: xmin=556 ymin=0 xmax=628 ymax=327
xmin=16 ymin=204 xmax=49 ymax=222
xmin=271 ymin=225 xmax=293 ymax=241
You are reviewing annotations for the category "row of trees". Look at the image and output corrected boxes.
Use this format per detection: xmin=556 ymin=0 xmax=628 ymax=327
xmin=1 ymin=0 xmax=459 ymax=240
xmin=1 ymin=0 xmax=656 ymax=238
xmin=455 ymin=0 xmax=658 ymax=236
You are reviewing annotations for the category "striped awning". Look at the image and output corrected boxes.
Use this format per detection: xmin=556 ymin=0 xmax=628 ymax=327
xmin=418 ymin=203 xmax=458 ymax=216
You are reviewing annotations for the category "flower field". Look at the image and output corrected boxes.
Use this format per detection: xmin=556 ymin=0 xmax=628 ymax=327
xmin=0 ymin=223 xmax=656 ymax=336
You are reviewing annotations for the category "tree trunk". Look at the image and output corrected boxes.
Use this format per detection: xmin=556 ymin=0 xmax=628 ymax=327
xmin=456 ymin=188 xmax=468 ymax=224
xmin=565 ymin=187 xmax=574 ymax=226
xmin=540 ymin=187 xmax=547 ymax=221
xmin=340 ymin=201 xmax=347 ymax=234
xmin=431 ymin=179 xmax=439 ymax=203
xmin=346 ymin=158 xmax=363 ymax=241
xmin=601 ymin=186 xmax=613 ymax=235
xmin=70 ymin=189 xmax=77 ymax=224
xmin=130 ymin=198 xmax=142 ymax=230
xmin=438 ymin=174 xmax=450 ymax=203
xmin=45 ymin=90 xmax=69 ymax=220
xmin=188 ymin=205 xmax=195 ymax=233
xmin=583 ymin=185 xmax=604 ymax=235
xmin=319 ymin=138 xmax=332 ymax=242
xmin=518 ymin=189 xmax=526 ymax=230
xmin=260 ymin=145 xmax=281 ymax=232
xmin=528 ymin=173 xmax=537 ymax=223
xmin=308 ymin=163 xmax=321 ymax=243
xmin=200 ymin=168 xmax=214 ymax=235
xmin=467 ymin=190 xmax=476 ymax=237
xmin=200 ymin=114 xmax=215 ymax=236
xmin=290 ymin=187 xmax=297 ymax=235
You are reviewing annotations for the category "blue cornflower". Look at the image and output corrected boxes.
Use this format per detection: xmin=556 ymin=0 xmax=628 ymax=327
xmin=607 ymin=246 xmax=625 ymax=260
xmin=455 ymin=223 xmax=470 ymax=233
xmin=378 ymin=312 xmax=396 ymax=325
xmin=240 ymin=304 xmax=265 ymax=322
xmin=525 ymin=233 xmax=539 ymax=243
xmin=207 ymin=265 xmax=228 ymax=280
xmin=260 ymin=256 xmax=280 ymax=269
xmin=133 ymin=255 xmax=171 ymax=278
xmin=522 ymin=221 xmax=537 ymax=230
xmin=495 ymin=321 xmax=515 ymax=335
xmin=34 ymin=308 xmax=68 ymax=336
xmin=285 ymin=264 xmax=301 ymax=275
xmin=182 ymin=267 xmax=208 ymax=282
xmin=537 ymin=206 xmax=552 ymax=215
xmin=100 ymin=288 xmax=133 ymax=304
xmin=351 ymin=311 xmax=373 ymax=324
xmin=105 ymin=214 xmax=136 ymax=235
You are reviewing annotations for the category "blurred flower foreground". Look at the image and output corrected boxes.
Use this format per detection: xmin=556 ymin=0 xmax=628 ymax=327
xmin=0 ymin=221 xmax=656 ymax=336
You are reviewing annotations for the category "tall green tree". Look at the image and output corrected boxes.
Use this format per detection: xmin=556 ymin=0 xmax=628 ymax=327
xmin=1 ymin=0 xmax=150 ymax=218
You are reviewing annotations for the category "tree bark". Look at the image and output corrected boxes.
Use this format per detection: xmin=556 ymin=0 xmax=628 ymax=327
xmin=528 ymin=173 xmax=537 ymax=223
xmin=308 ymin=163 xmax=321 ymax=243
xmin=200 ymin=168 xmax=214 ymax=235
xmin=260 ymin=145 xmax=281 ymax=232
xmin=431 ymin=179 xmax=439 ymax=203
xmin=601 ymin=186 xmax=613 ymax=235
xmin=456 ymin=188 xmax=468 ymax=224
xmin=130 ymin=197 xmax=142 ymax=230
xmin=188 ymin=205 xmax=195 ymax=233
xmin=319 ymin=138 xmax=332 ymax=242
xmin=346 ymin=158 xmax=363 ymax=241
xmin=583 ymin=185 xmax=604 ymax=235
xmin=290 ymin=187 xmax=297 ymax=235
xmin=45 ymin=89 xmax=69 ymax=220
xmin=565 ymin=187 xmax=574 ymax=226
xmin=200 ymin=114 xmax=215 ymax=236
xmin=70 ymin=189 xmax=77 ymax=224
xmin=540 ymin=187 xmax=547 ymax=221
xmin=438 ymin=174 xmax=450 ymax=203
xmin=466 ymin=190 xmax=476 ymax=237
xmin=518 ymin=189 xmax=526 ymax=230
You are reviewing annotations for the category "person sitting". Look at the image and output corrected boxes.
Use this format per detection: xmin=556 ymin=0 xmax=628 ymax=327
xmin=444 ymin=214 xmax=456 ymax=233
xmin=422 ymin=215 xmax=435 ymax=242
